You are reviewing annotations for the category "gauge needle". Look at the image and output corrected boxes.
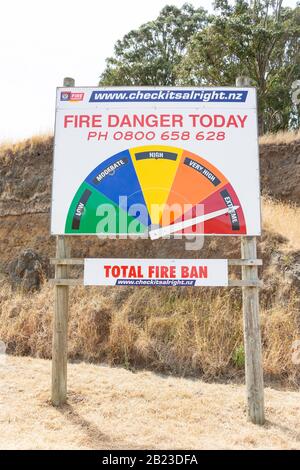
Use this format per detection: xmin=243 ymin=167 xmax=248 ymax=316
xmin=149 ymin=206 xmax=240 ymax=240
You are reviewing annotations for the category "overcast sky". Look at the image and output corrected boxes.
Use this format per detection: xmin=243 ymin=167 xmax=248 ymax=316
xmin=0 ymin=0 xmax=297 ymax=142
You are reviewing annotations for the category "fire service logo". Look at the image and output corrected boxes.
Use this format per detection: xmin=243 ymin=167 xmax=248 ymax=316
xmin=60 ymin=91 xmax=84 ymax=102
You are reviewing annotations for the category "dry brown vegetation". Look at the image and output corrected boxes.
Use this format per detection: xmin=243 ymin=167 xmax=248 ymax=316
xmin=0 ymin=133 xmax=299 ymax=389
xmin=0 ymin=356 xmax=300 ymax=450
xmin=0 ymin=133 xmax=51 ymax=158
xmin=259 ymin=129 xmax=300 ymax=145
xmin=0 ymin=132 xmax=299 ymax=450
xmin=6 ymin=129 xmax=300 ymax=154
xmin=262 ymin=197 xmax=300 ymax=251
xmin=0 ymin=261 xmax=299 ymax=386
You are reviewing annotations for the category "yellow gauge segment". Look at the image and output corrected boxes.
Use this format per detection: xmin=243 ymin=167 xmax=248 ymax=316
xmin=129 ymin=145 xmax=183 ymax=225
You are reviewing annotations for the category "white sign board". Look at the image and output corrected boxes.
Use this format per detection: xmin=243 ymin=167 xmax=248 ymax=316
xmin=51 ymin=87 xmax=261 ymax=236
xmin=84 ymin=258 xmax=228 ymax=287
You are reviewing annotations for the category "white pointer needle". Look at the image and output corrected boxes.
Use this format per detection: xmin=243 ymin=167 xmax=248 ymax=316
xmin=149 ymin=206 xmax=240 ymax=240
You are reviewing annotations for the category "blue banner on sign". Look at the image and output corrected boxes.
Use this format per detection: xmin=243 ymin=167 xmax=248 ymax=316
xmin=89 ymin=89 xmax=248 ymax=103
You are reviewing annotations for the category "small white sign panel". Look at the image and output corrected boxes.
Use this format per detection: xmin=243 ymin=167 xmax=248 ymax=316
xmin=51 ymin=86 xmax=261 ymax=236
xmin=84 ymin=258 xmax=228 ymax=287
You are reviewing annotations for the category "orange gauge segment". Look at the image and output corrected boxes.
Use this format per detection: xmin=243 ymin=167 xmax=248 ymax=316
xmin=160 ymin=149 xmax=228 ymax=226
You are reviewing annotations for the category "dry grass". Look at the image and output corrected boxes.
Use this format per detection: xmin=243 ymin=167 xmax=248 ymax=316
xmin=0 ymin=134 xmax=299 ymax=390
xmin=3 ymin=128 xmax=300 ymax=148
xmin=260 ymin=129 xmax=300 ymax=145
xmin=0 ymin=134 xmax=52 ymax=164
xmin=2 ymin=129 xmax=300 ymax=149
xmin=0 ymin=356 xmax=299 ymax=450
xmin=0 ymin=133 xmax=51 ymax=152
xmin=0 ymin=277 xmax=299 ymax=386
xmin=261 ymin=298 xmax=300 ymax=386
xmin=262 ymin=196 xmax=300 ymax=250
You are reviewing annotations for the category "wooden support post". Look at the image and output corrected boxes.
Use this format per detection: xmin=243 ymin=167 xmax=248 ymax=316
xmin=235 ymin=76 xmax=265 ymax=424
xmin=236 ymin=76 xmax=252 ymax=87
xmin=51 ymin=76 xmax=74 ymax=406
xmin=241 ymin=237 xmax=265 ymax=424
xmin=62 ymin=77 xmax=75 ymax=87
xmin=52 ymin=236 xmax=70 ymax=405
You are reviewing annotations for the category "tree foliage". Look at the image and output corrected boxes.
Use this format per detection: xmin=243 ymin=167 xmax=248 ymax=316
xmin=99 ymin=1 xmax=300 ymax=133
xmin=99 ymin=4 xmax=208 ymax=86
xmin=177 ymin=0 xmax=300 ymax=133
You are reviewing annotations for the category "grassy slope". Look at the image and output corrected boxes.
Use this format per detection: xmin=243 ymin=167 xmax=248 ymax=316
xmin=0 ymin=133 xmax=299 ymax=386
xmin=0 ymin=195 xmax=299 ymax=386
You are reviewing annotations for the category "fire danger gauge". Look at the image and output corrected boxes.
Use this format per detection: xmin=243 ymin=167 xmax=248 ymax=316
xmin=65 ymin=145 xmax=246 ymax=236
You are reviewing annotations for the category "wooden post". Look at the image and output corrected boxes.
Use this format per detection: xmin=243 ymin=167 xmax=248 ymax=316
xmin=241 ymin=237 xmax=265 ymax=424
xmin=51 ymin=76 xmax=74 ymax=406
xmin=236 ymin=76 xmax=265 ymax=425
xmin=62 ymin=77 xmax=75 ymax=87
xmin=235 ymin=76 xmax=252 ymax=87
xmin=52 ymin=236 xmax=70 ymax=405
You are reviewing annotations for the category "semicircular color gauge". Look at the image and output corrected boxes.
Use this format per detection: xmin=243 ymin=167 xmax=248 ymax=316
xmin=65 ymin=145 xmax=246 ymax=235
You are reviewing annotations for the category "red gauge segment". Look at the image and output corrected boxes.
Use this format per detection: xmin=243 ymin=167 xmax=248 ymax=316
xmin=172 ymin=183 xmax=246 ymax=235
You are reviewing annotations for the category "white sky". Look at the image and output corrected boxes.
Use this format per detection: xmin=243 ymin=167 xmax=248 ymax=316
xmin=0 ymin=0 xmax=298 ymax=142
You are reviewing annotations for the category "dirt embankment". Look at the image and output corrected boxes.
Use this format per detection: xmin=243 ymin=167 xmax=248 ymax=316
xmin=0 ymin=137 xmax=52 ymax=217
xmin=260 ymin=141 xmax=300 ymax=204
xmin=0 ymin=135 xmax=299 ymax=268
xmin=0 ymin=135 xmax=299 ymax=297
xmin=0 ymin=135 xmax=299 ymax=385
xmin=0 ymin=136 xmax=299 ymax=220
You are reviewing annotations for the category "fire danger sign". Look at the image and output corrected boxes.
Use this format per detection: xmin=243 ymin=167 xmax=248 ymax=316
xmin=51 ymin=86 xmax=261 ymax=237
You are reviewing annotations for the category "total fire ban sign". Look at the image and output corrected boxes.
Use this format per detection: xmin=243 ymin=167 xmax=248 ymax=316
xmin=51 ymin=87 xmax=261 ymax=237
xmin=84 ymin=259 xmax=228 ymax=287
